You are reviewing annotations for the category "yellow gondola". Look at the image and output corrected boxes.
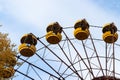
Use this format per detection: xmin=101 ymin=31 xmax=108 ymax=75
xmin=19 ymin=33 xmax=37 ymax=57
xmin=0 ymin=67 xmax=15 ymax=78
xmin=102 ymin=23 xmax=118 ymax=43
xmin=74 ymin=19 xmax=90 ymax=40
xmin=20 ymin=33 xmax=37 ymax=45
xmin=74 ymin=27 xmax=89 ymax=40
xmin=18 ymin=43 xmax=36 ymax=57
xmin=46 ymin=31 xmax=62 ymax=44
xmin=46 ymin=22 xmax=62 ymax=44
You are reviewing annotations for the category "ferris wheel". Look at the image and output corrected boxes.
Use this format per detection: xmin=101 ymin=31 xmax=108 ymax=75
xmin=4 ymin=19 xmax=120 ymax=80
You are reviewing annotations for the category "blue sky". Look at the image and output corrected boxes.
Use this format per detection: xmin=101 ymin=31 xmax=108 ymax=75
xmin=92 ymin=0 xmax=120 ymax=13
xmin=0 ymin=0 xmax=120 ymax=44
xmin=0 ymin=0 xmax=120 ymax=80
